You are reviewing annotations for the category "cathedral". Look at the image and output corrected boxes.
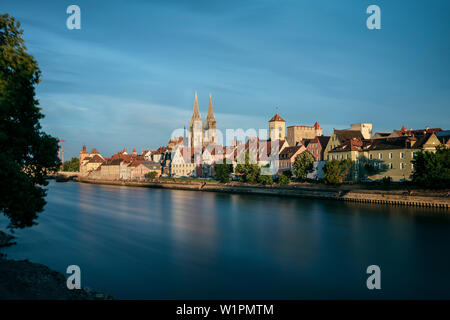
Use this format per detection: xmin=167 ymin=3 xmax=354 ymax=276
xmin=188 ymin=92 xmax=217 ymax=148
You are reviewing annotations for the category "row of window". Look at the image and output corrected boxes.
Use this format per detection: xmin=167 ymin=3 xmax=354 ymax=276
xmin=328 ymin=151 xmax=417 ymax=161
xmin=172 ymin=164 xmax=195 ymax=167
xmin=384 ymin=163 xmax=413 ymax=170
xmin=369 ymin=152 xmax=416 ymax=160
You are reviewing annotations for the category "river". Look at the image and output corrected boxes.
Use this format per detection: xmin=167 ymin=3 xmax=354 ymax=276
xmin=2 ymin=181 xmax=450 ymax=299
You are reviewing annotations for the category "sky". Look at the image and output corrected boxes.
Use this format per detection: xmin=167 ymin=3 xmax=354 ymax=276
xmin=2 ymin=0 xmax=449 ymax=159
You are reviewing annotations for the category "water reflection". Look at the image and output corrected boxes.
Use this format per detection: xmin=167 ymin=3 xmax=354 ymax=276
xmin=1 ymin=181 xmax=450 ymax=299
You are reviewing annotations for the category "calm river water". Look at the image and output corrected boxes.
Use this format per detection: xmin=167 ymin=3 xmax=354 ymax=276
xmin=2 ymin=181 xmax=450 ymax=299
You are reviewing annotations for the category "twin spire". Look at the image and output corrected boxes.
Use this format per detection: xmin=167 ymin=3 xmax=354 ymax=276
xmin=190 ymin=91 xmax=215 ymax=125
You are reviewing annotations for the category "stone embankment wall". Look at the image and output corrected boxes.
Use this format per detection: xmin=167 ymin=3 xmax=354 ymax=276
xmin=75 ymin=178 xmax=449 ymax=209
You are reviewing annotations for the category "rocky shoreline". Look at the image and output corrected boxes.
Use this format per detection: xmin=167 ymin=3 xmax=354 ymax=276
xmin=0 ymin=231 xmax=112 ymax=300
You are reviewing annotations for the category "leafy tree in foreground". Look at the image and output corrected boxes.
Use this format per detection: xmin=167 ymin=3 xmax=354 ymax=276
xmin=258 ymin=174 xmax=273 ymax=185
xmin=214 ymin=162 xmax=232 ymax=183
xmin=62 ymin=157 xmax=80 ymax=172
xmin=235 ymin=152 xmax=260 ymax=184
xmin=411 ymin=144 xmax=450 ymax=189
xmin=323 ymin=159 xmax=352 ymax=185
xmin=146 ymin=171 xmax=158 ymax=180
xmin=277 ymin=174 xmax=290 ymax=186
xmin=292 ymin=152 xmax=314 ymax=180
xmin=347 ymin=155 xmax=387 ymax=182
xmin=0 ymin=14 xmax=60 ymax=229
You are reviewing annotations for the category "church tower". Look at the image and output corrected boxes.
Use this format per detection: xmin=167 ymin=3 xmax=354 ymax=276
xmin=269 ymin=113 xmax=286 ymax=141
xmin=203 ymin=93 xmax=217 ymax=146
xmin=189 ymin=92 xmax=203 ymax=149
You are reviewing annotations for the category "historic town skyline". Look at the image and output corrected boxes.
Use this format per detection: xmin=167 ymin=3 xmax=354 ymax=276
xmin=2 ymin=0 xmax=449 ymax=159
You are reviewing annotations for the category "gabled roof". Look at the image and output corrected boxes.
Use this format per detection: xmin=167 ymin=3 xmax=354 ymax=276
xmin=269 ymin=113 xmax=285 ymax=122
xmin=317 ymin=136 xmax=330 ymax=147
xmin=329 ymin=138 xmax=364 ymax=153
xmin=280 ymin=146 xmax=302 ymax=156
xmin=87 ymin=154 xmax=104 ymax=163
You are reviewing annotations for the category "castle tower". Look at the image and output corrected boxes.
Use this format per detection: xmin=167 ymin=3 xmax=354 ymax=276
xmin=203 ymin=93 xmax=217 ymax=146
xmin=269 ymin=113 xmax=286 ymax=141
xmin=189 ymin=92 xmax=203 ymax=149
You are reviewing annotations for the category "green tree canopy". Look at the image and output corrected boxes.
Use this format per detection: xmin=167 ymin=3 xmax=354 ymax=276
xmin=277 ymin=174 xmax=290 ymax=186
xmin=146 ymin=171 xmax=158 ymax=180
xmin=62 ymin=157 xmax=80 ymax=172
xmin=235 ymin=152 xmax=260 ymax=184
xmin=412 ymin=145 xmax=450 ymax=189
xmin=348 ymin=155 xmax=388 ymax=182
xmin=214 ymin=162 xmax=232 ymax=183
xmin=258 ymin=174 xmax=273 ymax=185
xmin=0 ymin=14 xmax=60 ymax=229
xmin=323 ymin=159 xmax=352 ymax=185
xmin=292 ymin=151 xmax=314 ymax=180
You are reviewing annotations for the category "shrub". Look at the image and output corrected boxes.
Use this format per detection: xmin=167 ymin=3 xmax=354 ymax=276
xmin=278 ymin=174 xmax=290 ymax=186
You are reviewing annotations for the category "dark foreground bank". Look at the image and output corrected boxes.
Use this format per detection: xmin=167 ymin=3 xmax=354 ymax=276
xmin=0 ymin=231 xmax=112 ymax=300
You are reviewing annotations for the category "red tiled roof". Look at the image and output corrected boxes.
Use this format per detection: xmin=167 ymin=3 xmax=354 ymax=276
xmin=329 ymin=138 xmax=363 ymax=153
xmin=87 ymin=154 xmax=104 ymax=163
xmin=269 ymin=113 xmax=285 ymax=122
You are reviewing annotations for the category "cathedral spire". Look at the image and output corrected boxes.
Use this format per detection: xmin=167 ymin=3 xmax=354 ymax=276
xmin=205 ymin=93 xmax=216 ymax=128
xmin=191 ymin=91 xmax=201 ymax=121
xmin=207 ymin=93 xmax=215 ymax=120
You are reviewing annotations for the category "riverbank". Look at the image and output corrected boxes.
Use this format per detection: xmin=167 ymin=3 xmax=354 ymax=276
xmin=0 ymin=231 xmax=112 ymax=300
xmin=75 ymin=178 xmax=450 ymax=209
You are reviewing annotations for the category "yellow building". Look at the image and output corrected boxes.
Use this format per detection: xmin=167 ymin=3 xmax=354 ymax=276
xmin=327 ymin=133 xmax=442 ymax=182
xmin=324 ymin=130 xmax=364 ymax=161
xmin=363 ymin=133 xmax=441 ymax=181
xmin=79 ymin=146 xmax=104 ymax=176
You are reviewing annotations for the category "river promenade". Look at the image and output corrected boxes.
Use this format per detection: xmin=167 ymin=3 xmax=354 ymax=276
xmin=75 ymin=177 xmax=450 ymax=209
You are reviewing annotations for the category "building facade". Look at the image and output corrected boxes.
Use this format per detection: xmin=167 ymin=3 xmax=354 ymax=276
xmin=286 ymin=122 xmax=322 ymax=147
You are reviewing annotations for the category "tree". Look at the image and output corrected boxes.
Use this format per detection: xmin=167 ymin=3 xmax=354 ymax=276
xmin=235 ymin=152 xmax=260 ymax=184
xmin=146 ymin=171 xmax=158 ymax=181
xmin=62 ymin=157 xmax=80 ymax=172
xmin=292 ymin=152 xmax=314 ymax=180
xmin=282 ymin=170 xmax=292 ymax=178
xmin=214 ymin=162 xmax=232 ymax=183
xmin=323 ymin=159 xmax=352 ymax=185
xmin=0 ymin=14 xmax=60 ymax=229
xmin=412 ymin=145 xmax=450 ymax=189
xmin=278 ymin=174 xmax=290 ymax=186
xmin=349 ymin=155 xmax=388 ymax=182
xmin=258 ymin=174 xmax=273 ymax=185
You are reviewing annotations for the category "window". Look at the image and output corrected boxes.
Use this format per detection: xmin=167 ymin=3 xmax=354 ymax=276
xmin=400 ymin=163 xmax=405 ymax=170
xmin=389 ymin=153 xmax=393 ymax=159
xmin=411 ymin=152 xmax=415 ymax=158
xmin=411 ymin=163 xmax=414 ymax=170
xmin=369 ymin=154 xmax=373 ymax=160
xmin=379 ymin=153 xmax=383 ymax=159
xmin=389 ymin=163 xmax=393 ymax=169
xmin=400 ymin=152 xmax=405 ymax=159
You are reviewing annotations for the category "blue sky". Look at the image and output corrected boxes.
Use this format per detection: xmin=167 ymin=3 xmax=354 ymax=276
xmin=3 ymin=0 xmax=449 ymax=159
